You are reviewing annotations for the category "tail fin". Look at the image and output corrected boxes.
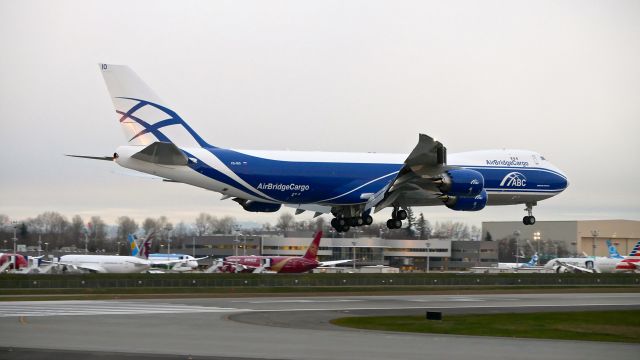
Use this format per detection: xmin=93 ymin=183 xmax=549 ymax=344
xmin=99 ymin=64 xmax=211 ymax=148
xmin=128 ymin=234 xmax=140 ymax=256
xmin=527 ymin=253 xmax=538 ymax=266
xmin=134 ymin=231 xmax=155 ymax=259
xmin=606 ymin=240 xmax=623 ymax=259
xmin=303 ymin=231 xmax=323 ymax=260
xmin=629 ymin=240 xmax=640 ymax=257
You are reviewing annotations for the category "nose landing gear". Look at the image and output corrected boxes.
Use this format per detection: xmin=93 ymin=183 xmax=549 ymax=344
xmin=523 ymin=202 xmax=536 ymax=225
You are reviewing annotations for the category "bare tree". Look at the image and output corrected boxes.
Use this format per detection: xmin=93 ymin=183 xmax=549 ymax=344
xmin=195 ymin=213 xmax=213 ymax=236
xmin=313 ymin=217 xmax=326 ymax=232
xmin=116 ymin=216 xmax=138 ymax=243
xmin=216 ymin=216 xmax=236 ymax=234
xmin=276 ymin=212 xmax=295 ymax=232
xmin=88 ymin=216 xmax=107 ymax=252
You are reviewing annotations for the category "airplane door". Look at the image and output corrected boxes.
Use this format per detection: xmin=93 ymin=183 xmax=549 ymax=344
xmin=263 ymin=258 xmax=272 ymax=268
xmin=531 ymin=154 xmax=540 ymax=166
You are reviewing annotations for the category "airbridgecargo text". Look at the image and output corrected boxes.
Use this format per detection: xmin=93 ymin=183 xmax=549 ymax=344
xmin=257 ymin=183 xmax=310 ymax=192
xmin=486 ymin=159 xmax=529 ymax=167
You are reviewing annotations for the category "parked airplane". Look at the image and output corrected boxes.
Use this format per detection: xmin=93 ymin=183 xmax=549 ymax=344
xmin=0 ymin=253 xmax=28 ymax=270
xmin=212 ymin=231 xmax=350 ymax=273
xmin=496 ymin=253 xmax=540 ymax=270
xmin=128 ymin=234 xmax=207 ymax=271
xmin=545 ymin=240 xmax=640 ymax=273
xmin=70 ymin=64 xmax=569 ymax=232
xmin=48 ymin=236 xmax=189 ymax=273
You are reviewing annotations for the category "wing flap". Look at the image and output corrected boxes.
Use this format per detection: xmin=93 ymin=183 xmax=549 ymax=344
xmin=374 ymin=134 xmax=448 ymax=212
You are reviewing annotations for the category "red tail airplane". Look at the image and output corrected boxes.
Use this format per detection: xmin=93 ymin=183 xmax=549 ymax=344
xmin=0 ymin=253 xmax=28 ymax=270
xmin=215 ymin=231 xmax=350 ymax=273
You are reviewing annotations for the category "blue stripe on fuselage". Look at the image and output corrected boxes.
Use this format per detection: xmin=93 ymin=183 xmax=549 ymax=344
xmin=188 ymin=148 xmax=567 ymax=205
xmin=208 ymin=148 xmax=402 ymax=204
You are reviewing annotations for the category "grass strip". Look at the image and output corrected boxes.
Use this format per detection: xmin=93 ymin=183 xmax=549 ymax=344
xmin=331 ymin=310 xmax=640 ymax=343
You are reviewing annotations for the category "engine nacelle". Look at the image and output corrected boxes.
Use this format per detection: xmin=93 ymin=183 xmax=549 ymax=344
xmin=234 ymin=198 xmax=282 ymax=213
xmin=437 ymin=169 xmax=484 ymax=196
xmin=443 ymin=189 xmax=488 ymax=211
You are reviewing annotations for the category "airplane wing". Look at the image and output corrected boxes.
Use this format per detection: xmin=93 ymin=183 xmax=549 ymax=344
xmin=554 ymin=260 xmax=597 ymax=274
xmin=147 ymin=258 xmax=196 ymax=266
xmin=319 ymin=259 xmax=352 ymax=267
xmin=44 ymin=260 xmax=108 ymax=273
xmin=373 ymin=134 xmax=450 ymax=212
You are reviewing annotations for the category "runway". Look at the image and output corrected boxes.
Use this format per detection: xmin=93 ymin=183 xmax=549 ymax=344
xmin=1 ymin=293 xmax=639 ymax=359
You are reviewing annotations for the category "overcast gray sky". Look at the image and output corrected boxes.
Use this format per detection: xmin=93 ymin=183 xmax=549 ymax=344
xmin=1 ymin=0 xmax=639 ymax=227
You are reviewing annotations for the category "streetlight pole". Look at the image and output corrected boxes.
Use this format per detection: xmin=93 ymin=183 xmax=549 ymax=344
xmin=352 ymin=241 xmax=356 ymax=271
xmin=165 ymin=224 xmax=173 ymax=260
xmin=590 ymin=230 xmax=599 ymax=257
xmin=533 ymin=232 xmax=541 ymax=255
xmin=11 ymin=221 xmax=18 ymax=269
xmin=425 ymin=241 xmax=430 ymax=273
xmin=513 ymin=230 xmax=520 ymax=267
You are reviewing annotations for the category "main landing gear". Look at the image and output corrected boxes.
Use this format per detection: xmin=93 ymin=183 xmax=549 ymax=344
xmin=523 ymin=202 xmax=536 ymax=225
xmin=331 ymin=214 xmax=373 ymax=233
xmin=386 ymin=207 xmax=407 ymax=230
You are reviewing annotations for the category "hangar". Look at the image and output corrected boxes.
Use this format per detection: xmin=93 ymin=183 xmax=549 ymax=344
xmin=482 ymin=220 xmax=640 ymax=258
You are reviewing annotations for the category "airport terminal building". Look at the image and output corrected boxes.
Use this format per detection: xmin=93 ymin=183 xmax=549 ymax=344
xmin=182 ymin=232 xmax=498 ymax=271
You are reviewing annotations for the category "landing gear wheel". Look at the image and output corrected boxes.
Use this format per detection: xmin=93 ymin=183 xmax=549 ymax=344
xmin=340 ymin=225 xmax=350 ymax=233
xmin=395 ymin=209 xmax=408 ymax=220
xmin=386 ymin=219 xmax=395 ymax=229
xmin=387 ymin=219 xmax=402 ymax=229
xmin=362 ymin=215 xmax=373 ymax=226
xmin=348 ymin=217 xmax=364 ymax=226
xmin=331 ymin=218 xmax=339 ymax=229
xmin=522 ymin=216 xmax=536 ymax=225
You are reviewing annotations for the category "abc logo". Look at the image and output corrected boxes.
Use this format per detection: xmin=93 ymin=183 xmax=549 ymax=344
xmin=500 ymin=172 xmax=527 ymax=187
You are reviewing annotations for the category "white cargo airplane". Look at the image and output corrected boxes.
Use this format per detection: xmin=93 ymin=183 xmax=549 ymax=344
xmin=128 ymin=234 xmax=207 ymax=272
xmin=545 ymin=240 xmax=640 ymax=273
xmin=496 ymin=253 xmax=540 ymax=270
xmin=69 ymin=64 xmax=569 ymax=232
xmin=49 ymin=235 xmax=192 ymax=273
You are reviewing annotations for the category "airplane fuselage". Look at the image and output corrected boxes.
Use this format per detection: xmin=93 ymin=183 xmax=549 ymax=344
xmin=58 ymin=255 xmax=151 ymax=273
xmin=115 ymin=146 xmax=568 ymax=208
xmin=225 ymin=255 xmax=318 ymax=273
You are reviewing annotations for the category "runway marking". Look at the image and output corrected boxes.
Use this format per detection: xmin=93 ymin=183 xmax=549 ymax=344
xmin=0 ymin=301 xmax=245 ymax=318
xmin=249 ymin=302 xmax=640 ymax=313
xmin=235 ymin=299 xmax=363 ymax=304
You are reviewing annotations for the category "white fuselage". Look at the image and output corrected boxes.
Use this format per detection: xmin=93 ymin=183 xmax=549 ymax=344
xmin=59 ymin=255 xmax=151 ymax=273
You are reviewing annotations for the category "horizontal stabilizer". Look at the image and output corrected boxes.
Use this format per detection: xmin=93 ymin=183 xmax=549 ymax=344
xmin=131 ymin=141 xmax=188 ymax=165
xmin=66 ymin=154 xmax=115 ymax=161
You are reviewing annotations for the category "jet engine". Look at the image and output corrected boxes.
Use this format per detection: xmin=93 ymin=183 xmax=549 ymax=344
xmin=233 ymin=198 xmax=282 ymax=213
xmin=441 ymin=189 xmax=488 ymax=211
xmin=435 ymin=169 xmax=484 ymax=196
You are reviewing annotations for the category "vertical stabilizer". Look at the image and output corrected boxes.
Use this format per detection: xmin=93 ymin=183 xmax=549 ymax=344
xmin=303 ymin=231 xmax=323 ymax=260
xmin=606 ymin=240 xmax=623 ymax=259
xmin=99 ymin=64 xmax=210 ymax=148
xmin=128 ymin=234 xmax=139 ymax=257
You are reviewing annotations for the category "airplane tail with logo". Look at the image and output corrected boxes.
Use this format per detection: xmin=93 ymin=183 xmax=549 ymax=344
xmin=130 ymin=231 xmax=155 ymax=259
xmin=629 ymin=240 xmax=640 ymax=257
xmin=525 ymin=253 xmax=538 ymax=267
xmin=99 ymin=64 xmax=211 ymax=148
xmin=303 ymin=231 xmax=323 ymax=260
xmin=128 ymin=234 xmax=140 ymax=257
xmin=606 ymin=239 xmax=623 ymax=259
